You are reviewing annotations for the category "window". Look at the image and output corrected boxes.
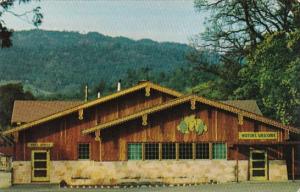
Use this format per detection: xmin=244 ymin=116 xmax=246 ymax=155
xmin=144 ymin=143 xmax=159 ymax=160
xmin=179 ymin=143 xmax=193 ymax=159
xmin=78 ymin=143 xmax=90 ymax=160
xmin=196 ymin=143 xmax=209 ymax=159
xmin=162 ymin=143 xmax=176 ymax=159
xmin=128 ymin=143 xmax=142 ymax=160
xmin=212 ymin=143 xmax=227 ymax=159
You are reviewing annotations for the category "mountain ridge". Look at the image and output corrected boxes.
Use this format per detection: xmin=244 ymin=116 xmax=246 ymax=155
xmin=0 ymin=30 xmax=193 ymax=96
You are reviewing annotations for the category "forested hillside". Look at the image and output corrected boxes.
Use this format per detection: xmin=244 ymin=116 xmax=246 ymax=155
xmin=0 ymin=30 xmax=214 ymax=97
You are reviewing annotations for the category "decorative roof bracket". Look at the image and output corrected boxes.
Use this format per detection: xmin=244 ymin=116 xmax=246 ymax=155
xmin=238 ymin=114 xmax=244 ymax=125
xmin=142 ymin=114 xmax=148 ymax=126
xmin=78 ymin=109 xmax=84 ymax=120
xmin=95 ymin=130 xmax=101 ymax=141
xmin=145 ymin=86 xmax=151 ymax=97
xmin=13 ymin=132 xmax=19 ymax=143
xmin=190 ymin=98 xmax=196 ymax=110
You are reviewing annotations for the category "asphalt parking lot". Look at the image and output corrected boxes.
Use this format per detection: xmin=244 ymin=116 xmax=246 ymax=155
xmin=2 ymin=181 xmax=300 ymax=192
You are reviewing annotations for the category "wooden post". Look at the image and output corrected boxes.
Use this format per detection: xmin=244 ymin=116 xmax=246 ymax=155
xmin=176 ymin=143 xmax=179 ymax=161
xmin=142 ymin=143 xmax=145 ymax=161
xmin=209 ymin=142 xmax=213 ymax=160
xmin=292 ymin=145 xmax=295 ymax=181
xmin=159 ymin=143 xmax=162 ymax=161
xmin=236 ymin=146 xmax=239 ymax=182
xmin=192 ymin=143 xmax=196 ymax=160
xmin=99 ymin=139 xmax=102 ymax=161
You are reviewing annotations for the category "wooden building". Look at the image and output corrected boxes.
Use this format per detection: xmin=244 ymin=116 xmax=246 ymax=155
xmin=1 ymin=81 xmax=299 ymax=185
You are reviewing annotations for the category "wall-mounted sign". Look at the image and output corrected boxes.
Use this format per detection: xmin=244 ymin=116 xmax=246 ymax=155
xmin=177 ymin=115 xmax=208 ymax=135
xmin=239 ymin=132 xmax=277 ymax=140
xmin=27 ymin=142 xmax=54 ymax=148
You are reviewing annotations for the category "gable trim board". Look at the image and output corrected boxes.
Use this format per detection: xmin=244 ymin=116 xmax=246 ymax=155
xmin=2 ymin=82 xmax=182 ymax=136
xmin=82 ymin=95 xmax=300 ymax=135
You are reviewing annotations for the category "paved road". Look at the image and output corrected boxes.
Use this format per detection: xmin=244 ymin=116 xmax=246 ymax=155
xmin=3 ymin=181 xmax=300 ymax=192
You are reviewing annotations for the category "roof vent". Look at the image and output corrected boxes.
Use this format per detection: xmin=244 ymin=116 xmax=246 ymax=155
xmin=84 ymin=85 xmax=88 ymax=102
xmin=117 ymin=80 xmax=121 ymax=92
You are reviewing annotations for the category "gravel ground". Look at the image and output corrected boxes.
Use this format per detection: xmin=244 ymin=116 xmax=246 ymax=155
xmin=3 ymin=181 xmax=300 ymax=192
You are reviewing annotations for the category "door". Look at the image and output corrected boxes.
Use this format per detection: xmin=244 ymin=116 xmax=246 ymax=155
xmin=250 ymin=149 xmax=267 ymax=181
xmin=31 ymin=150 xmax=50 ymax=182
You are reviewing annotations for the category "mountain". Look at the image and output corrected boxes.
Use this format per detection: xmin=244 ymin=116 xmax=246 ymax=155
xmin=0 ymin=30 xmax=194 ymax=97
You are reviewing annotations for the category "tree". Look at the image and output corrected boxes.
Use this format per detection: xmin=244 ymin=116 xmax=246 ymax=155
xmin=0 ymin=0 xmax=43 ymax=48
xmin=0 ymin=83 xmax=35 ymax=130
xmin=190 ymin=0 xmax=300 ymax=126
xmin=190 ymin=0 xmax=300 ymax=95
xmin=194 ymin=0 xmax=300 ymax=55
xmin=235 ymin=31 xmax=300 ymax=125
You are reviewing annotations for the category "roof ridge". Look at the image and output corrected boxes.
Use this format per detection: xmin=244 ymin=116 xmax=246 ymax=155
xmin=14 ymin=100 xmax=83 ymax=102
xmin=221 ymin=99 xmax=258 ymax=102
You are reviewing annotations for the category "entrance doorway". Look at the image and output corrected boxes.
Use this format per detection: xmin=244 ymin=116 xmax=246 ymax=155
xmin=31 ymin=150 xmax=50 ymax=182
xmin=250 ymin=149 xmax=267 ymax=181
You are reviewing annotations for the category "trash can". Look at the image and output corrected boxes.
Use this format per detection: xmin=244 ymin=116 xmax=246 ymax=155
xmin=0 ymin=153 xmax=12 ymax=188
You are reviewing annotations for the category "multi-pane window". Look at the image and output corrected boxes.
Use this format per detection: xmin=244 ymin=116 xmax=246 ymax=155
xmin=196 ymin=143 xmax=209 ymax=159
xmin=144 ymin=143 xmax=159 ymax=160
xmin=179 ymin=143 xmax=193 ymax=159
xmin=128 ymin=143 xmax=142 ymax=160
xmin=212 ymin=143 xmax=227 ymax=159
xmin=162 ymin=143 xmax=176 ymax=159
xmin=126 ymin=142 xmax=227 ymax=161
xmin=78 ymin=143 xmax=90 ymax=160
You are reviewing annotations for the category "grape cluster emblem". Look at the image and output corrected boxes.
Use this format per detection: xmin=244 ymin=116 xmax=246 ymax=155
xmin=177 ymin=115 xmax=208 ymax=135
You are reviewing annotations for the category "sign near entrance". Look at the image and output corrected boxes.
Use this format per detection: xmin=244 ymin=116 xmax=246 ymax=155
xmin=239 ymin=132 xmax=277 ymax=140
xmin=27 ymin=142 xmax=53 ymax=148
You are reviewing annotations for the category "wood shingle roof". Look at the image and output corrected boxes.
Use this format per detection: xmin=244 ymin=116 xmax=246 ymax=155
xmin=11 ymin=100 xmax=83 ymax=124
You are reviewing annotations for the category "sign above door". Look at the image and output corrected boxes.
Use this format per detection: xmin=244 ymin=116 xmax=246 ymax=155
xmin=27 ymin=142 xmax=54 ymax=148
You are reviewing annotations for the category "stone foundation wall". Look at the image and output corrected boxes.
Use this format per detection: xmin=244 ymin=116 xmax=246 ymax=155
xmin=13 ymin=161 xmax=31 ymax=184
xmin=12 ymin=160 xmax=287 ymax=185
xmin=269 ymin=160 xmax=288 ymax=181
xmin=0 ymin=172 xmax=12 ymax=188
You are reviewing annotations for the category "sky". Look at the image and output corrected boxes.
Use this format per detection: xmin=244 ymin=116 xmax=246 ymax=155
xmin=2 ymin=0 xmax=207 ymax=44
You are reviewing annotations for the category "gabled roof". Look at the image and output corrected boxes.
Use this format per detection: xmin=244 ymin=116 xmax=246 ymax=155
xmin=10 ymin=99 xmax=262 ymax=124
xmin=11 ymin=100 xmax=83 ymax=124
xmin=2 ymin=82 xmax=182 ymax=135
xmin=82 ymin=95 xmax=300 ymax=135
xmin=221 ymin=100 xmax=262 ymax=115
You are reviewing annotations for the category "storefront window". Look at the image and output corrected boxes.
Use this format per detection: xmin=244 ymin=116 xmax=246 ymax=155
xmin=195 ymin=143 xmax=209 ymax=159
xmin=212 ymin=143 xmax=227 ymax=159
xmin=128 ymin=143 xmax=142 ymax=160
xmin=179 ymin=143 xmax=193 ymax=159
xmin=144 ymin=143 xmax=159 ymax=160
xmin=162 ymin=143 xmax=176 ymax=159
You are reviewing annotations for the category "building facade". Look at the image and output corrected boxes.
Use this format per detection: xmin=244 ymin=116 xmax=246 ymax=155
xmin=1 ymin=81 xmax=299 ymax=185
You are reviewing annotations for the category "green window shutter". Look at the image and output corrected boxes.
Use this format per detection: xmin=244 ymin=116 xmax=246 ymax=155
xmin=128 ymin=143 xmax=142 ymax=160
xmin=212 ymin=143 xmax=227 ymax=159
